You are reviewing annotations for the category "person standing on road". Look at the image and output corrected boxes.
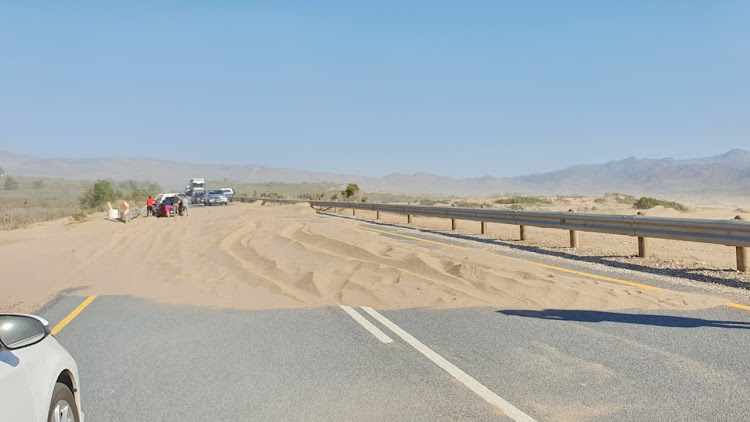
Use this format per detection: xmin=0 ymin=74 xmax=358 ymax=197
xmin=163 ymin=196 xmax=173 ymax=217
xmin=146 ymin=195 xmax=156 ymax=217
xmin=178 ymin=200 xmax=184 ymax=216
xmin=183 ymin=199 xmax=189 ymax=216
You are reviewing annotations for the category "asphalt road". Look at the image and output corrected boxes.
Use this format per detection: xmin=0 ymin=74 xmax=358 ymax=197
xmin=39 ymin=294 xmax=750 ymax=421
xmin=35 ymin=212 xmax=750 ymax=421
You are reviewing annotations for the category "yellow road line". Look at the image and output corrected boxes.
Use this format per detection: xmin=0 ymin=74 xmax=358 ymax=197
xmin=358 ymin=224 xmax=750 ymax=310
xmin=359 ymin=226 xmax=466 ymax=249
xmin=725 ymin=302 xmax=750 ymax=311
xmin=503 ymin=257 xmax=664 ymax=291
xmin=51 ymin=295 xmax=97 ymax=335
xmin=360 ymin=225 xmax=662 ymax=291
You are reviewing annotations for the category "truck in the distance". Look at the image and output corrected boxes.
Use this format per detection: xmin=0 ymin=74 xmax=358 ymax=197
xmin=186 ymin=178 xmax=206 ymax=196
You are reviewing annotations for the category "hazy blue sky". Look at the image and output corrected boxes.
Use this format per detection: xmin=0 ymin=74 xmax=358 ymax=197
xmin=1 ymin=1 xmax=748 ymax=178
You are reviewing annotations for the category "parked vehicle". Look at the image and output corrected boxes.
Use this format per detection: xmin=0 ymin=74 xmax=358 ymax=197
xmin=205 ymin=189 xmax=229 ymax=206
xmin=154 ymin=193 xmax=181 ymax=217
xmin=0 ymin=314 xmax=84 ymax=422
xmin=220 ymin=188 xmax=234 ymax=202
xmin=191 ymin=192 xmax=205 ymax=204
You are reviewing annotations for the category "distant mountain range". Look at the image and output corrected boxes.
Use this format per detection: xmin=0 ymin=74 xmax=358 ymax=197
xmin=1 ymin=149 xmax=749 ymax=197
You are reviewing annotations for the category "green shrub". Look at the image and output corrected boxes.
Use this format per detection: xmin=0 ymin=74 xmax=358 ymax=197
xmin=494 ymin=196 xmax=551 ymax=205
xmin=4 ymin=176 xmax=18 ymax=190
xmin=32 ymin=180 xmax=45 ymax=189
xmin=342 ymin=183 xmax=360 ymax=201
xmin=453 ymin=201 xmax=486 ymax=208
xmin=361 ymin=197 xmax=368 ymax=202
xmin=79 ymin=180 xmax=122 ymax=210
xmin=634 ymin=197 xmax=688 ymax=212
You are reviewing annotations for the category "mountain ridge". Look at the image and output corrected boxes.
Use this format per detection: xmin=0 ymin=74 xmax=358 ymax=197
xmin=1 ymin=150 xmax=748 ymax=197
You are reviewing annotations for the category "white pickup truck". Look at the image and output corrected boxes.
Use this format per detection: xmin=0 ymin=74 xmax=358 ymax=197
xmin=205 ymin=190 xmax=229 ymax=206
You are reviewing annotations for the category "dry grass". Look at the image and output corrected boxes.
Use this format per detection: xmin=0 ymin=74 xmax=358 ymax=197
xmin=0 ymin=177 xmax=154 ymax=230
xmin=0 ymin=177 xmax=85 ymax=230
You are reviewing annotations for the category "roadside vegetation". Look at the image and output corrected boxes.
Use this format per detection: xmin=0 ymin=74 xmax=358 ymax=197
xmin=0 ymin=176 xmax=163 ymax=230
xmin=1 ymin=176 xmax=86 ymax=230
xmin=417 ymin=199 xmax=450 ymax=206
xmin=341 ymin=183 xmax=361 ymax=201
xmin=494 ymin=196 xmax=552 ymax=206
xmin=229 ymin=180 xmax=451 ymax=204
xmin=452 ymin=201 xmax=488 ymax=208
xmin=594 ymin=192 xmax=637 ymax=204
xmin=634 ymin=196 xmax=688 ymax=212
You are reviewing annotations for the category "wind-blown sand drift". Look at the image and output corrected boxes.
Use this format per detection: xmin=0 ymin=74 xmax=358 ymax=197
xmin=1 ymin=203 xmax=725 ymax=312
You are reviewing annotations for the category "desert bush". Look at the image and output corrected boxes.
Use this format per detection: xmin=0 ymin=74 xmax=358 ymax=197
xmin=361 ymin=197 xmax=368 ymax=202
xmin=494 ymin=196 xmax=551 ymax=205
xmin=602 ymin=192 xmax=637 ymax=204
xmin=4 ymin=176 xmax=18 ymax=190
xmin=31 ymin=180 xmax=45 ymax=189
xmin=79 ymin=180 xmax=123 ymax=210
xmin=71 ymin=210 xmax=89 ymax=222
xmin=297 ymin=193 xmax=325 ymax=200
xmin=341 ymin=183 xmax=360 ymax=201
xmin=259 ymin=192 xmax=283 ymax=199
xmin=453 ymin=201 xmax=486 ymax=208
xmin=419 ymin=199 xmax=437 ymax=206
xmin=330 ymin=193 xmax=339 ymax=201
xmin=634 ymin=197 xmax=688 ymax=212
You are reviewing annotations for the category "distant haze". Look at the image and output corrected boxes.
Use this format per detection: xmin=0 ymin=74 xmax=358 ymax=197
xmin=1 ymin=150 xmax=749 ymax=200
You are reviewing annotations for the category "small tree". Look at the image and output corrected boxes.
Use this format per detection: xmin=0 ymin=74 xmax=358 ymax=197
xmin=330 ymin=193 xmax=339 ymax=201
xmin=341 ymin=183 xmax=360 ymax=201
xmin=79 ymin=180 xmax=122 ymax=210
xmin=4 ymin=176 xmax=18 ymax=190
xmin=32 ymin=179 xmax=45 ymax=189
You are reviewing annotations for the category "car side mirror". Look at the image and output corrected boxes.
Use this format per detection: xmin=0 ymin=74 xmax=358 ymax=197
xmin=0 ymin=314 xmax=50 ymax=350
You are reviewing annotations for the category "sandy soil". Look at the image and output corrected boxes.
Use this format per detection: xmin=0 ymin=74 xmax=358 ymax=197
xmin=348 ymin=197 xmax=750 ymax=271
xmin=1 ymin=202 xmax=730 ymax=314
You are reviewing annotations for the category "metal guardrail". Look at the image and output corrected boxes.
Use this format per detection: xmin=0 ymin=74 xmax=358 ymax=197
xmin=236 ymin=197 xmax=750 ymax=272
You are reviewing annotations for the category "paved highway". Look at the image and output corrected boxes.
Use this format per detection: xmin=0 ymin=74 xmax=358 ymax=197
xmin=36 ymin=213 xmax=750 ymax=421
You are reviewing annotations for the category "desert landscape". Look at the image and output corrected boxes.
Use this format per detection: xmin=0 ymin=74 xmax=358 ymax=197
xmin=1 ymin=150 xmax=749 ymax=315
xmin=1 ymin=200 xmax=740 ymax=315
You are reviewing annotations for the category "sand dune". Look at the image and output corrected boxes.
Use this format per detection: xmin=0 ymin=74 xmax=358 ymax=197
xmin=1 ymin=203 xmax=725 ymax=313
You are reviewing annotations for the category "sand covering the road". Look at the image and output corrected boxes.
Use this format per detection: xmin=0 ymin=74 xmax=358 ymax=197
xmin=1 ymin=203 xmax=726 ymax=312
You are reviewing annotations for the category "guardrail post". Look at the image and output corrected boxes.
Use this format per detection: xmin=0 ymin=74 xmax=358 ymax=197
xmin=637 ymin=211 xmax=647 ymax=258
xmin=451 ymin=218 xmax=457 ymax=230
xmin=376 ymin=211 xmax=380 ymax=220
xmin=481 ymin=221 xmax=487 ymax=234
xmin=519 ymin=225 xmax=527 ymax=240
xmin=736 ymin=216 xmax=748 ymax=272
xmin=408 ymin=214 xmax=413 ymax=224
xmin=353 ymin=208 xmax=356 ymax=216
xmin=638 ymin=237 xmax=648 ymax=258
xmin=568 ymin=209 xmax=579 ymax=249
xmin=737 ymin=247 xmax=748 ymax=273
